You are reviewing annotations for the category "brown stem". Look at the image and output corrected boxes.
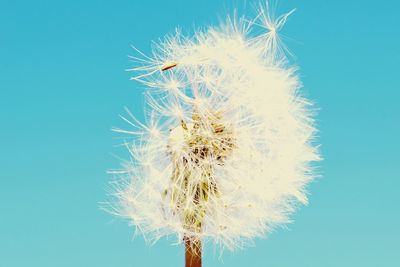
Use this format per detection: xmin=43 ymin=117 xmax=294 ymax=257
xmin=185 ymin=237 xmax=202 ymax=267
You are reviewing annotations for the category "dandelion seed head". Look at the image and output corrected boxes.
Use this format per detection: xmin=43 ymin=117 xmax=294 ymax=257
xmin=107 ymin=3 xmax=320 ymax=252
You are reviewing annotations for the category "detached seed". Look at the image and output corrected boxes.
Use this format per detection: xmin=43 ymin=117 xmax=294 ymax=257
xmin=161 ymin=62 xmax=178 ymax=71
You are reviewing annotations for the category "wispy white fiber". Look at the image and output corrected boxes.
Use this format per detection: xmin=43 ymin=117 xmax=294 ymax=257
xmin=107 ymin=3 xmax=320 ymax=251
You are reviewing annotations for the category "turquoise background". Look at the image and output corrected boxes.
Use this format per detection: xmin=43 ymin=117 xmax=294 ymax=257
xmin=1 ymin=0 xmax=399 ymax=266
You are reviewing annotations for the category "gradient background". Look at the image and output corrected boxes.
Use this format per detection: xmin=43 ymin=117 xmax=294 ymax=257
xmin=1 ymin=0 xmax=399 ymax=266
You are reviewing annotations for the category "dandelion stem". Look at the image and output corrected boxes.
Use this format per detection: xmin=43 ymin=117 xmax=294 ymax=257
xmin=185 ymin=236 xmax=202 ymax=267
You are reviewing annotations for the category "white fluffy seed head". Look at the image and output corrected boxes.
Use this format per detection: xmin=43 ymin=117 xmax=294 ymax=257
xmin=108 ymin=4 xmax=320 ymax=252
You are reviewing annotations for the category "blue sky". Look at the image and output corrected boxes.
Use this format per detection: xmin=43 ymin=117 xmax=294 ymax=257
xmin=0 ymin=0 xmax=399 ymax=266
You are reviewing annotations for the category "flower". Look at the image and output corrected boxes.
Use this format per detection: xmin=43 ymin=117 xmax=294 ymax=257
xmin=107 ymin=3 xmax=320 ymax=252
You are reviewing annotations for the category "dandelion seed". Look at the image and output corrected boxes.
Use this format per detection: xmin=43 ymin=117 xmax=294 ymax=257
xmin=162 ymin=62 xmax=178 ymax=71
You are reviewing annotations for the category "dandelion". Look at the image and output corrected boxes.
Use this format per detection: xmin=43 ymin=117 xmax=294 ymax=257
xmin=107 ymin=3 xmax=320 ymax=267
